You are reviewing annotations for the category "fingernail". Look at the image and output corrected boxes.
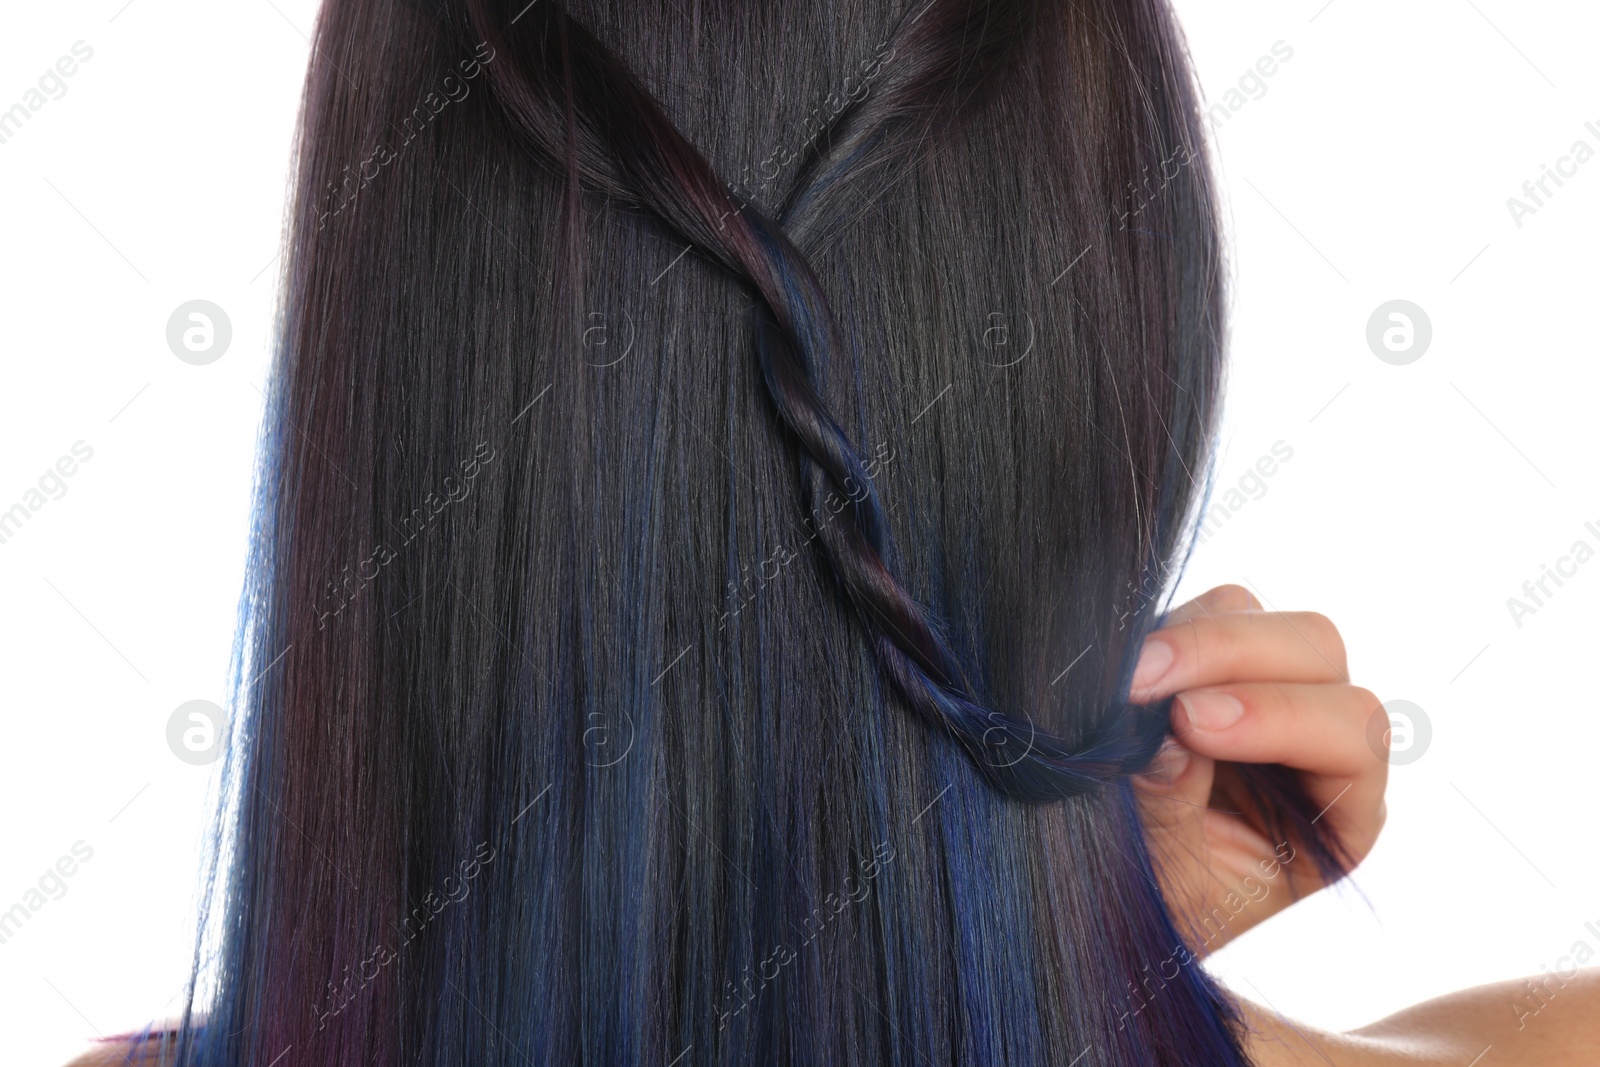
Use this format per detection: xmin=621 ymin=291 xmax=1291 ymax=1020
xmin=1131 ymin=638 xmax=1175 ymax=692
xmin=1176 ymin=691 xmax=1244 ymax=732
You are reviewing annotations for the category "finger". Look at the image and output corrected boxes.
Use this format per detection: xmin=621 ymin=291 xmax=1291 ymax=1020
xmin=1130 ymin=611 xmax=1348 ymax=701
xmin=1162 ymin=584 xmax=1262 ymax=627
xmin=1209 ymin=756 xmax=1386 ymax=875
xmin=1132 ymin=739 xmax=1213 ymax=810
xmin=1133 ymin=743 xmax=1219 ymax=860
xmin=1172 ymin=681 xmax=1388 ymax=844
xmin=1170 ymin=682 xmax=1382 ymax=779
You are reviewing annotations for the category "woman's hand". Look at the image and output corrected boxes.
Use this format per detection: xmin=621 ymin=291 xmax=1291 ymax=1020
xmin=1130 ymin=584 xmax=1388 ymax=955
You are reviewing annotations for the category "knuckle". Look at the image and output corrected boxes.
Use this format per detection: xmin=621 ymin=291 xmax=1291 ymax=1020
xmin=1163 ymin=616 xmax=1205 ymax=659
xmin=1211 ymin=583 xmax=1261 ymax=611
xmin=1347 ymin=686 xmax=1381 ymax=722
xmin=1298 ymin=609 xmax=1335 ymax=638
xmin=1172 ymin=614 xmax=1240 ymax=676
xmin=1299 ymin=611 xmax=1348 ymax=665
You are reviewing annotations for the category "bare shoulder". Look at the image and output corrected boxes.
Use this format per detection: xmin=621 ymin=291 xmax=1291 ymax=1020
xmin=1240 ymin=968 xmax=1600 ymax=1066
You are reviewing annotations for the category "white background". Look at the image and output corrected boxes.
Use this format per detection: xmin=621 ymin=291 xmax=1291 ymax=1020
xmin=0 ymin=2 xmax=1595 ymax=1065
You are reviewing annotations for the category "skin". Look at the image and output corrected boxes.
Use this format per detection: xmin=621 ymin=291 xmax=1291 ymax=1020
xmin=1132 ymin=584 xmax=1599 ymax=1065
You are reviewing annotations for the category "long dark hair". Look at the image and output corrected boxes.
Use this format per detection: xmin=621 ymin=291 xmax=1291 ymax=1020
xmin=165 ymin=1 xmax=1345 ymax=1063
